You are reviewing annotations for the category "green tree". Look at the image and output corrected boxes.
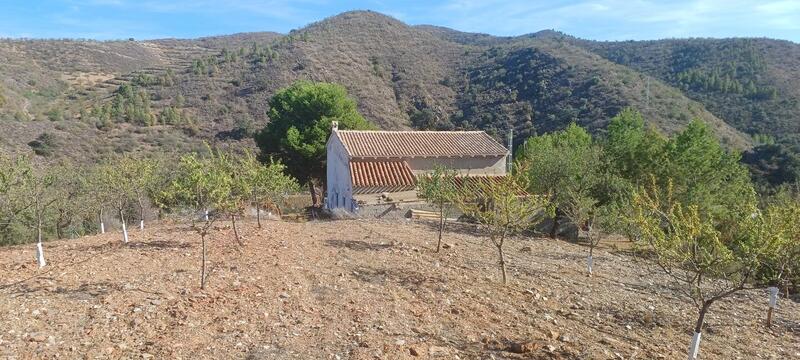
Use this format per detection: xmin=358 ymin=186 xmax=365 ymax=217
xmin=238 ymin=151 xmax=299 ymax=229
xmin=0 ymin=155 xmax=32 ymax=245
xmin=255 ymin=81 xmax=373 ymax=206
xmin=629 ymin=178 xmax=791 ymax=359
xmin=167 ymin=152 xmax=233 ymax=289
xmin=517 ymin=123 xmax=602 ymax=238
xmin=663 ymin=120 xmax=756 ymax=228
xmin=417 ymin=166 xmax=458 ymax=252
xmin=18 ymin=160 xmax=59 ymax=268
xmin=96 ymin=155 xmax=145 ymax=243
xmin=604 ymin=108 xmax=667 ymax=186
xmin=455 ymin=174 xmax=547 ymax=284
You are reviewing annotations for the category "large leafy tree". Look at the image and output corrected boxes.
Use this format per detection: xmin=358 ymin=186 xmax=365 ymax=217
xmin=604 ymin=107 xmax=667 ymax=187
xmin=255 ymin=81 xmax=373 ymax=206
xmin=516 ymin=123 xmax=604 ymax=238
xmin=662 ymin=120 xmax=757 ymax=227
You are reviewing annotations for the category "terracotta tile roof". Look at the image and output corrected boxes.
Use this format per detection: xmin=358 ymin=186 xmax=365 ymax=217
xmin=350 ymin=160 xmax=416 ymax=194
xmin=336 ymin=130 xmax=508 ymax=159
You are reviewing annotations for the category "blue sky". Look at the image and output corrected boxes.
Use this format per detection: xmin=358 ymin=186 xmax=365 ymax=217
xmin=1 ymin=1 xmax=798 ymax=42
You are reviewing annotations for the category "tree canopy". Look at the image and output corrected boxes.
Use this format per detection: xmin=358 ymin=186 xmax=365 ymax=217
xmin=255 ymin=81 xmax=374 ymax=185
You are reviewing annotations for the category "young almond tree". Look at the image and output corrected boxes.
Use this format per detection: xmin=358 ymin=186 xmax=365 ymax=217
xmin=168 ymin=152 xmax=233 ymax=289
xmin=238 ymin=151 xmax=299 ymax=229
xmin=561 ymin=191 xmax=603 ymax=276
xmin=629 ymin=179 xmax=790 ymax=360
xmin=417 ymin=166 xmax=458 ymax=252
xmin=217 ymin=151 xmax=246 ymax=245
xmin=18 ymin=160 xmax=59 ymax=268
xmin=96 ymin=160 xmax=134 ymax=243
xmin=456 ymin=174 xmax=547 ymax=284
xmin=131 ymin=157 xmax=157 ymax=230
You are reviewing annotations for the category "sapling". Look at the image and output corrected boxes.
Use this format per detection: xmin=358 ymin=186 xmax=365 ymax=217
xmin=168 ymin=152 xmax=233 ymax=289
xmin=561 ymin=190 xmax=602 ymax=276
xmin=455 ymin=173 xmax=546 ymax=284
xmin=417 ymin=166 xmax=458 ymax=252
xmin=238 ymin=151 xmax=298 ymax=229
xmin=18 ymin=159 xmax=59 ymax=268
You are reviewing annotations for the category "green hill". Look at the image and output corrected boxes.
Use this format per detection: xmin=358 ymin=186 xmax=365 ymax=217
xmin=7 ymin=10 xmax=800 ymax=166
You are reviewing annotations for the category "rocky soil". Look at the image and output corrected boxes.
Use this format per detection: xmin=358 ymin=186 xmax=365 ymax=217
xmin=0 ymin=219 xmax=798 ymax=359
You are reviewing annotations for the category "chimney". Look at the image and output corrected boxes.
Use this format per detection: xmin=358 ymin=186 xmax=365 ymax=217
xmin=331 ymin=121 xmax=339 ymax=131
xmin=506 ymin=128 xmax=513 ymax=173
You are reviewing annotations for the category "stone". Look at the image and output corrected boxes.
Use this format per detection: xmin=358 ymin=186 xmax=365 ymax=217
xmin=507 ymin=341 xmax=540 ymax=354
xmin=279 ymin=293 xmax=290 ymax=299
xmin=547 ymin=329 xmax=560 ymax=340
xmin=409 ymin=346 xmax=420 ymax=356
xmin=442 ymin=243 xmax=453 ymax=249
xmin=559 ymin=335 xmax=571 ymax=343
xmin=394 ymin=339 xmax=406 ymax=346
xmin=520 ymin=246 xmax=532 ymax=252
xmin=29 ymin=333 xmax=47 ymax=342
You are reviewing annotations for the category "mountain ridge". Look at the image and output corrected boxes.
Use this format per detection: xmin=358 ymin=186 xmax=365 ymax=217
xmin=3 ymin=10 xmax=799 ymax=165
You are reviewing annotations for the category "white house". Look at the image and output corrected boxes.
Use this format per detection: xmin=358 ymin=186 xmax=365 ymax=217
xmin=325 ymin=122 xmax=510 ymax=212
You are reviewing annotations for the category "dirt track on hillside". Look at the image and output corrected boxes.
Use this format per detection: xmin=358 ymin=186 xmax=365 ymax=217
xmin=0 ymin=219 xmax=798 ymax=359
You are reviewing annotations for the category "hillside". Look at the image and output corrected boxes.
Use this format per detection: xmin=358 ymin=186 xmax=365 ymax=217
xmin=3 ymin=11 xmax=788 ymax=164
xmin=1 ymin=219 xmax=798 ymax=358
xmin=570 ymin=37 xmax=800 ymax=142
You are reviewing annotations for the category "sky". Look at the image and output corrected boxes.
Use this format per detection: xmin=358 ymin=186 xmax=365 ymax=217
xmin=0 ymin=0 xmax=798 ymax=42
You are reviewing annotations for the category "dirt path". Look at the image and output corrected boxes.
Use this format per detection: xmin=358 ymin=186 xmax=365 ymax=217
xmin=0 ymin=219 xmax=798 ymax=359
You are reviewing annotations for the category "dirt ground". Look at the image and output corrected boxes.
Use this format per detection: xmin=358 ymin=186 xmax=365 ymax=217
xmin=0 ymin=219 xmax=798 ymax=359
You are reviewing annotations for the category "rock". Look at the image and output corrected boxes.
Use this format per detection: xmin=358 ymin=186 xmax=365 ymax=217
xmin=278 ymin=292 xmax=290 ymax=299
xmin=507 ymin=341 xmax=540 ymax=354
xmin=558 ymin=335 xmax=571 ymax=343
xmin=442 ymin=243 xmax=453 ymax=249
xmin=520 ymin=246 xmax=532 ymax=252
xmin=150 ymin=299 xmax=162 ymax=306
xmin=409 ymin=346 xmax=420 ymax=356
xmin=547 ymin=329 xmax=560 ymax=340
xmin=394 ymin=339 xmax=406 ymax=346
xmin=29 ymin=333 xmax=47 ymax=342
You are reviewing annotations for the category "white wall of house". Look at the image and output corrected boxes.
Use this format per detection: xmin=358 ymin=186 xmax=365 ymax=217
xmin=406 ymin=155 xmax=507 ymax=176
xmin=325 ymin=133 xmax=356 ymax=211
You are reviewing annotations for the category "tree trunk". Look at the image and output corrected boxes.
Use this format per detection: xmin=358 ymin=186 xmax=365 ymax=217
xmin=119 ymin=208 xmax=128 ymax=243
xmin=549 ymin=207 xmax=560 ymax=239
xmin=497 ymin=244 xmax=507 ymax=285
xmin=36 ymin=215 xmax=46 ymax=268
xmin=139 ymin=204 xmax=145 ymax=230
xmin=689 ymin=301 xmax=712 ymax=360
xmin=436 ymin=204 xmax=445 ymax=253
xmin=767 ymin=286 xmax=779 ymax=328
xmin=99 ymin=209 xmax=105 ymax=234
xmin=588 ymin=234 xmax=595 ymax=277
xmin=256 ymin=201 xmax=262 ymax=229
xmin=200 ymin=233 xmax=206 ymax=290
xmin=308 ymin=181 xmax=320 ymax=208
xmin=231 ymin=214 xmax=242 ymax=246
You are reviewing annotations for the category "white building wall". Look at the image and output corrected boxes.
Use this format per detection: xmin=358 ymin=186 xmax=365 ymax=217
xmin=325 ymin=133 xmax=356 ymax=211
